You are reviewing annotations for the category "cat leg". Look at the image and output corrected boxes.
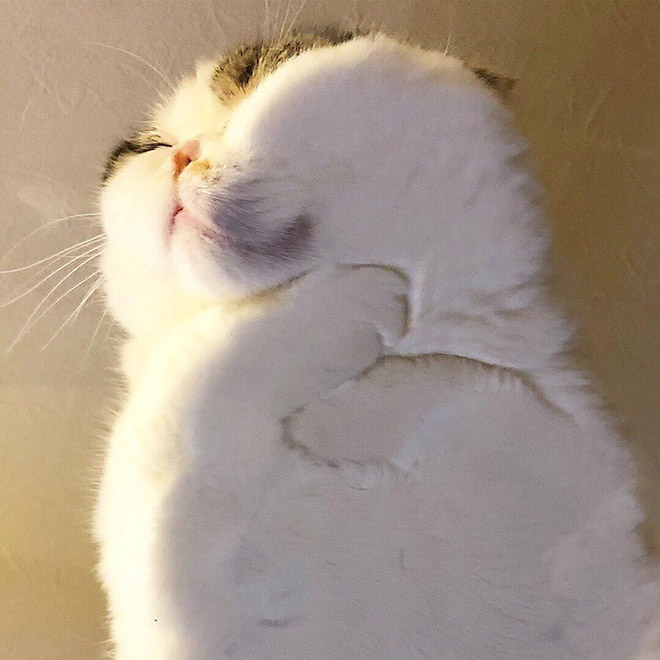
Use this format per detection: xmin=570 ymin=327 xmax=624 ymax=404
xmin=285 ymin=353 xmax=471 ymax=465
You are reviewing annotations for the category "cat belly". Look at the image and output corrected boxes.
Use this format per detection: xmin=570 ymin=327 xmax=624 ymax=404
xmin=152 ymin=451 xmax=655 ymax=660
xmin=95 ymin=355 xmax=658 ymax=660
xmin=98 ymin=456 xmax=656 ymax=660
xmin=173 ymin=357 xmax=657 ymax=660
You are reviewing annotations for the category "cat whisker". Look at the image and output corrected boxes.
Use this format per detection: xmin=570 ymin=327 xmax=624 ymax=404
xmin=72 ymin=274 xmax=105 ymax=325
xmin=77 ymin=304 xmax=111 ymax=372
xmin=13 ymin=238 xmax=106 ymax=291
xmin=2 ymin=240 xmax=107 ymax=322
xmin=208 ymin=3 xmax=238 ymax=47
xmin=6 ymin=260 xmax=103 ymax=355
xmin=444 ymin=7 xmax=455 ymax=56
xmin=124 ymin=67 xmax=171 ymax=106
xmin=84 ymin=41 xmax=176 ymax=94
xmin=0 ymin=232 xmax=105 ymax=274
xmin=283 ymin=0 xmax=309 ymax=40
xmin=277 ymin=0 xmax=297 ymax=43
xmin=0 ymin=237 xmax=106 ymax=305
xmin=266 ymin=0 xmax=286 ymax=52
xmin=0 ymin=212 xmax=99 ymax=265
xmin=42 ymin=273 xmax=106 ymax=350
xmin=263 ymin=0 xmax=271 ymax=40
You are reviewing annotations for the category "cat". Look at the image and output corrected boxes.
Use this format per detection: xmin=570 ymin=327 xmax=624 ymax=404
xmin=94 ymin=30 xmax=659 ymax=659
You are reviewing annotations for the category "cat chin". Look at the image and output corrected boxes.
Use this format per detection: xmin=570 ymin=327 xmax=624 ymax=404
xmin=102 ymin=227 xmax=307 ymax=336
xmin=171 ymin=242 xmax=310 ymax=306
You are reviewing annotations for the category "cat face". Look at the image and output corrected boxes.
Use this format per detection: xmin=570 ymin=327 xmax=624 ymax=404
xmin=100 ymin=33 xmax=515 ymax=335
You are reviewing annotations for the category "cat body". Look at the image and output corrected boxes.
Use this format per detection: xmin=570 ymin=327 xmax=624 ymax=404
xmin=95 ymin=33 xmax=659 ymax=658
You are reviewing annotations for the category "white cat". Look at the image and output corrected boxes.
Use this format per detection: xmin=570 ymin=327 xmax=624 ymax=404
xmin=94 ymin=32 xmax=659 ymax=659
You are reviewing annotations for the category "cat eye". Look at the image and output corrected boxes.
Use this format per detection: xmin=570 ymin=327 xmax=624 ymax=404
xmin=102 ymin=137 xmax=172 ymax=182
xmin=131 ymin=140 xmax=173 ymax=152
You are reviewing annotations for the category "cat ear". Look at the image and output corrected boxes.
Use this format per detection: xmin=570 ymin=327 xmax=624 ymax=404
xmin=470 ymin=67 xmax=517 ymax=101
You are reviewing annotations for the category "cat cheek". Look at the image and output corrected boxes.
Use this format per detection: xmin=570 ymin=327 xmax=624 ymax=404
xmin=256 ymin=214 xmax=314 ymax=265
xmin=211 ymin=204 xmax=314 ymax=267
xmin=100 ymin=156 xmax=178 ymax=270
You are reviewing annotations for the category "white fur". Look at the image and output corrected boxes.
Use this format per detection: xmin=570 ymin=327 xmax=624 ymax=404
xmin=95 ymin=35 xmax=659 ymax=659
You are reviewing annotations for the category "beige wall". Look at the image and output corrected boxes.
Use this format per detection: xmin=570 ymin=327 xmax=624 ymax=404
xmin=1 ymin=1 xmax=658 ymax=657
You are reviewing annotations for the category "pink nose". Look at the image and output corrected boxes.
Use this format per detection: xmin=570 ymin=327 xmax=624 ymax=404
xmin=172 ymin=139 xmax=200 ymax=180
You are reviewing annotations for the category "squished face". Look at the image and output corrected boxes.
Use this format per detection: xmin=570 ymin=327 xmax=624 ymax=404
xmin=100 ymin=31 xmax=518 ymax=336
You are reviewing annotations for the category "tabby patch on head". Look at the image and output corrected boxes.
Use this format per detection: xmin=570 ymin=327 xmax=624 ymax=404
xmin=211 ymin=28 xmax=360 ymax=102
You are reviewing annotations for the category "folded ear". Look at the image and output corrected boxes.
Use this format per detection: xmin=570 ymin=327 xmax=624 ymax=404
xmin=471 ymin=67 xmax=517 ymax=101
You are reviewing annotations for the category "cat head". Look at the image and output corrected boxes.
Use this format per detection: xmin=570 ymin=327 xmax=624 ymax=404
xmin=100 ymin=32 xmax=544 ymax=340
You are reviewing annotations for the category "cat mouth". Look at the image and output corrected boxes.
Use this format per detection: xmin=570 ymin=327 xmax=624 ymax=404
xmin=169 ymin=202 xmax=224 ymax=245
xmin=169 ymin=203 xmax=203 ymax=234
xmin=169 ymin=204 xmax=185 ymax=232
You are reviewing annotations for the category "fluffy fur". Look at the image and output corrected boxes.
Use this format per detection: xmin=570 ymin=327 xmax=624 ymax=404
xmin=95 ymin=33 xmax=659 ymax=659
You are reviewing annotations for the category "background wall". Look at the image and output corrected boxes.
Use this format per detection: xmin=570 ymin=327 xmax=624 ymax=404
xmin=1 ymin=1 xmax=658 ymax=657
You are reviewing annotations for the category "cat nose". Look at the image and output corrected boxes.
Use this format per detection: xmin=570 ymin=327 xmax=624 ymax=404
xmin=172 ymin=139 xmax=200 ymax=180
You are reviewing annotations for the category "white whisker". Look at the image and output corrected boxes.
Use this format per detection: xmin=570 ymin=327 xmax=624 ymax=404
xmin=263 ymin=0 xmax=271 ymax=39
xmin=13 ymin=238 xmax=106 ymax=287
xmin=42 ymin=274 xmax=105 ymax=350
xmin=116 ymin=61 xmax=171 ymax=105
xmin=444 ymin=8 xmax=455 ymax=56
xmin=0 ymin=233 xmax=105 ymax=274
xmin=0 ymin=239 xmax=105 ymax=305
xmin=208 ymin=4 xmax=237 ymax=47
xmin=284 ymin=0 xmax=308 ymax=39
xmin=74 ymin=275 xmax=105 ymax=324
xmin=278 ymin=0 xmax=294 ymax=42
xmin=78 ymin=304 xmax=110 ymax=371
xmin=84 ymin=41 xmax=176 ymax=94
xmin=6 ymin=263 xmax=103 ymax=355
xmin=0 ymin=212 xmax=99 ymax=264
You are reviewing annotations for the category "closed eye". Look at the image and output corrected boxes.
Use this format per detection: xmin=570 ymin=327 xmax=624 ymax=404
xmin=102 ymin=137 xmax=172 ymax=183
xmin=125 ymin=140 xmax=172 ymax=153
